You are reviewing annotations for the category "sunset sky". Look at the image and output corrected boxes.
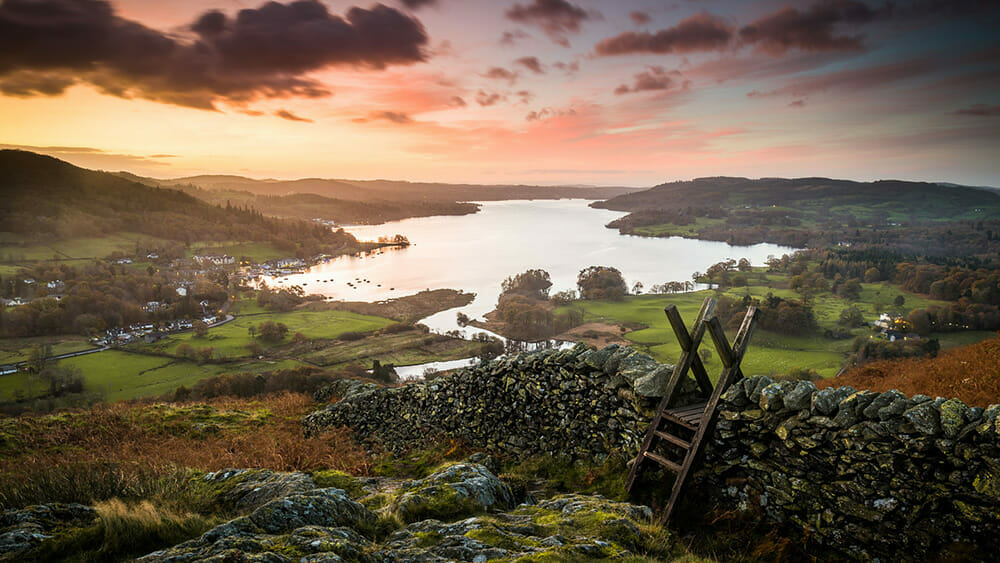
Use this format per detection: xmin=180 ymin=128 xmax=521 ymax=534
xmin=1 ymin=0 xmax=998 ymax=186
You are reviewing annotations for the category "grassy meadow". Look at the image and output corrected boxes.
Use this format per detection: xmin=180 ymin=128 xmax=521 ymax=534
xmin=559 ymin=272 xmax=971 ymax=379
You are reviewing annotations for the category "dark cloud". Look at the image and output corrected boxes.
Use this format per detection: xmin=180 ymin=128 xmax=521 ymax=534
xmin=595 ymin=12 xmax=733 ymax=56
xmin=789 ymin=99 xmax=806 ymax=107
xmin=354 ymin=110 xmax=413 ymax=124
xmin=499 ymin=29 xmax=531 ymax=45
xmin=449 ymin=95 xmax=466 ymax=107
xmin=954 ymin=104 xmax=1000 ymax=116
xmin=275 ymin=109 xmax=312 ymax=122
xmin=399 ymin=0 xmax=437 ymax=10
xmin=514 ymin=56 xmax=545 ymax=74
xmin=630 ymin=11 xmax=651 ymax=25
xmin=516 ymin=90 xmax=534 ymax=104
xmin=525 ymin=106 xmax=576 ymax=121
xmin=505 ymin=0 xmax=601 ymax=46
xmin=747 ymin=57 xmax=934 ymax=98
xmin=552 ymin=60 xmax=580 ymax=75
xmin=484 ymin=66 xmax=518 ymax=83
xmin=614 ymin=66 xmax=679 ymax=95
xmin=0 ymin=0 xmax=429 ymax=109
xmin=739 ymin=0 xmax=877 ymax=55
xmin=475 ymin=89 xmax=504 ymax=106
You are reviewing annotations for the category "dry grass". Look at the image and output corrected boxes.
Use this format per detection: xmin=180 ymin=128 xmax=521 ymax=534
xmin=819 ymin=333 xmax=1000 ymax=406
xmin=0 ymin=392 xmax=372 ymax=509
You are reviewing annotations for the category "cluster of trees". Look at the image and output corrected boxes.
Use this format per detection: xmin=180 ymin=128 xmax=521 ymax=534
xmin=172 ymin=366 xmax=341 ymax=401
xmin=256 ymin=285 xmax=306 ymax=312
xmin=491 ymin=268 xmax=597 ymax=340
xmin=712 ymin=293 xmax=817 ymax=335
xmin=851 ymin=335 xmax=940 ymax=365
xmin=0 ymin=262 xmax=227 ymax=338
xmin=577 ymin=266 xmax=628 ymax=300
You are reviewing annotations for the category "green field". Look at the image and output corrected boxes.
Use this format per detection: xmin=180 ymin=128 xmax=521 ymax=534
xmin=299 ymin=330 xmax=485 ymax=368
xmin=139 ymin=309 xmax=393 ymax=361
xmin=0 ymin=233 xmax=169 ymax=264
xmin=0 ymin=351 xmax=311 ymax=403
xmin=0 ymin=336 xmax=96 ymax=364
xmin=560 ymin=273 xmax=984 ymax=378
xmin=187 ymin=241 xmax=287 ymax=263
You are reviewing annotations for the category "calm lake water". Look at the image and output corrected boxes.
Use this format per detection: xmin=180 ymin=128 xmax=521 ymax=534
xmin=265 ymin=199 xmax=795 ymax=338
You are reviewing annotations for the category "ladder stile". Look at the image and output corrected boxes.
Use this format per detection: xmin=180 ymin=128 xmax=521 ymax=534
xmin=626 ymin=302 xmax=759 ymax=525
xmin=625 ymin=298 xmax=716 ymax=492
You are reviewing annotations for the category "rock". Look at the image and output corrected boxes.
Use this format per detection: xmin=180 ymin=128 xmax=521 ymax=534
xmin=811 ymin=386 xmax=855 ymax=416
xmin=205 ymin=469 xmax=316 ymax=511
xmin=633 ymin=365 xmax=672 ymax=397
xmin=939 ymin=398 xmax=970 ymax=439
xmin=904 ymin=402 xmax=941 ymax=436
xmin=783 ymin=381 xmax=816 ymax=411
xmin=391 ymin=464 xmax=515 ymax=524
xmin=759 ymin=383 xmax=785 ymax=412
xmin=0 ymin=503 xmax=97 ymax=561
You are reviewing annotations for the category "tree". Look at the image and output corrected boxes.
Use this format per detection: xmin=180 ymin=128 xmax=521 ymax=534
xmin=737 ymin=258 xmax=752 ymax=272
xmin=864 ymin=267 xmax=881 ymax=283
xmin=577 ymin=266 xmax=627 ymax=301
xmin=839 ymin=306 xmax=866 ymax=328
xmin=500 ymin=269 xmax=552 ymax=300
xmin=631 ymin=282 xmax=643 ymax=295
xmin=193 ymin=320 xmax=209 ymax=338
xmin=257 ymin=321 xmax=289 ymax=342
xmin=893 ymin=295 xmax=906 ymax=308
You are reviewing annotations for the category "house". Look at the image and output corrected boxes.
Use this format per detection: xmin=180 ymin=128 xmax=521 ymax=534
xmin=143 ymin=301 xmax=163 ymax=312
xmin=193 ymin=254 xmax=235 ymax=267
xmin=176 ymin=287 xmax=188 ymax=297
xmin=46 ymin=280 xmax=66 ymax=293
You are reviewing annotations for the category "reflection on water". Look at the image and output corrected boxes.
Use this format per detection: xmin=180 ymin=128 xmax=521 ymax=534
xmin=263 ymin=199 xmax=797 ymax=336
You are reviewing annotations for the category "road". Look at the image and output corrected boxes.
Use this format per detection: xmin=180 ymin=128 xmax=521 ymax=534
xmin=0 ymin=314 xmax=236 ymax=374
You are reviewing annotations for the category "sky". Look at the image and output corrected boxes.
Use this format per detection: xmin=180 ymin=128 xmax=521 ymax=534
xmin=0 ymin=0 xmax=998 ymax=186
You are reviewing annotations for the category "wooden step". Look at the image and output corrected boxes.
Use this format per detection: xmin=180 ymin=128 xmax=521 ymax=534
xmin=663 ymin=401 xmax=707 ymax=427
xmin=653 ymin=430 xmax=691 ymax=450
xmin=643 ymin=450 xmax=681 ymax=472
xmin=660 ymin=412 xmax=697 ymax=431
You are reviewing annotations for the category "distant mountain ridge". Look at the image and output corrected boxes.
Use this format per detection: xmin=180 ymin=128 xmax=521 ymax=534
xmin=134 ymin=173 xmax=639 ymax=203
xmin=592 ymin=176 xmax=1000 ymax=212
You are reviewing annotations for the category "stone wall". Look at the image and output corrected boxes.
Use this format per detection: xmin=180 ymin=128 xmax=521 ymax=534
xmin=304 ymin=343 xmax=699 ymax=459
xmin=305 ymin=344 xmax=1000 ymax=559
xmin=692 ymin=375 xmax=1000 ymax=560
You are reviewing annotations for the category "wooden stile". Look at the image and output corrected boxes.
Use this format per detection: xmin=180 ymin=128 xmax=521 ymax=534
xmin=625 ymin=298 xmax=759 ymax=524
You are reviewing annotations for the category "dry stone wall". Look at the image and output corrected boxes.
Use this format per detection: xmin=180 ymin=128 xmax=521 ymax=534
xmin=304 ymin=343 xmax=698 ymax=459
xmin=305 ymin=344 xmax=1000 ymax=559
xmin=693 ymin=375 xmax=1000 ymax=560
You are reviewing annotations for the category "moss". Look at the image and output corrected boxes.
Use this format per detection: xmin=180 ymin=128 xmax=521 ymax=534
xmin=359 ymin=492 xmax=392 ymax=511
xmin=371 ymin=440 xmax=472 ymax=479
xmin=392 ymin=485 xmax=484 ymax=523
xmin=311 ymin=470 xmax=366 ymax=498
xmin=501 ymin=455 xmax=628 ymax=501
xmin=466 ymin=526 xmax=544 ymax=551
xmin=414 ymin=530 xmax=443 ymax=547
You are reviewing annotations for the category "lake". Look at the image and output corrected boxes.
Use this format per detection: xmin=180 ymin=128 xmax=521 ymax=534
xmin=263 ymin=199 xmax=796 ymax=336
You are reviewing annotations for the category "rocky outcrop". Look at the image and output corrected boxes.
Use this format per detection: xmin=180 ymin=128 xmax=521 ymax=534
xmin=303 ymin=343 xmax=695 ymax=459
xmin=0 ymin=503 xmax=97 ymax=562
xmin=134 ymin=463 xmax=657 ymax=563
xmin=390 ymin=463 xmax=515 ymax=524
xmin=693 ymin=376 xmax=1000 ymax=560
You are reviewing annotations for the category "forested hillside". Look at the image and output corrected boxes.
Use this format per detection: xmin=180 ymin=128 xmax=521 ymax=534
xmin=0 ymin=150 xmax=359 ymax=254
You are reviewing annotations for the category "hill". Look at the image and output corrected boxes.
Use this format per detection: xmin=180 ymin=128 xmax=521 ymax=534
xmin=819 ymin=333 xmax=1000 ymax=406
xmin=593 ymin=176 xmax=1000 ymax=255
xmin=0 ymin=150 xmax=360 ymax=254
xmin=148 ymin=173 xmax=639 ymax=204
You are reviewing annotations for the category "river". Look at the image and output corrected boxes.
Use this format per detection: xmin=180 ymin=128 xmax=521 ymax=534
xmin=264 ymin=199 xmax=796 ymax=341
